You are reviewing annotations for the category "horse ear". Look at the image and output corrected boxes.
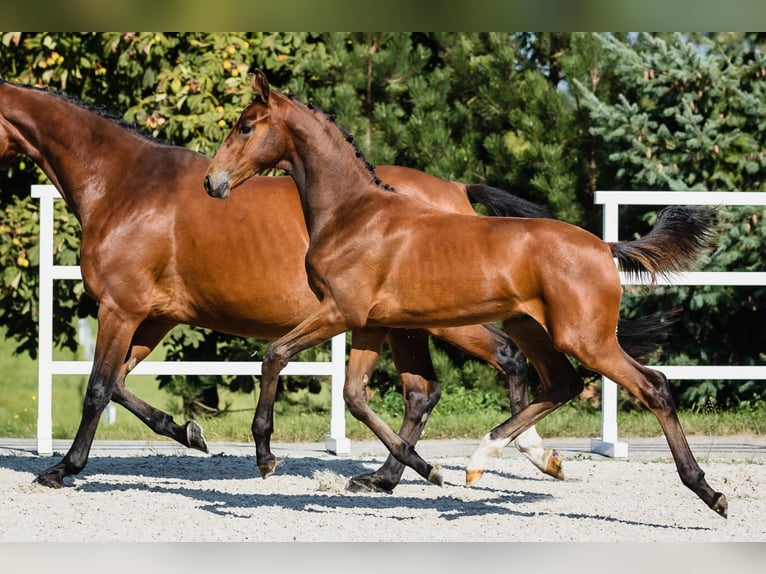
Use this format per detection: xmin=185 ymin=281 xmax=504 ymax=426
xmin=249 ymin=69 xmax=270 ymax=103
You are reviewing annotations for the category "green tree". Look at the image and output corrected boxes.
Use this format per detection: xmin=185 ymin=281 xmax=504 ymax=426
xmin=574 ymin=32 xmax=766 ymax=408
xmin=4 ymin=32 xmax=764 ymax=416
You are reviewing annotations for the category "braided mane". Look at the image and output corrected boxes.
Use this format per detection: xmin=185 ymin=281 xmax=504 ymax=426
xmin=284 ymin=92 xmax=396 ymax=193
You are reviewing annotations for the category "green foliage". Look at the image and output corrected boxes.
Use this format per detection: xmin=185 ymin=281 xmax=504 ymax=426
xmin=2 ymin=32 xmax=766 ymax=416
xmin=575 ymin=33 xmax=766 ymax=408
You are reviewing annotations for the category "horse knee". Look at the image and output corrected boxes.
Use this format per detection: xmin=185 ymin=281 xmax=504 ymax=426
xmin=82 ymin=381 xmax=113 ymax=414
xmin=262 ymin=346 xmax=291 ymax=378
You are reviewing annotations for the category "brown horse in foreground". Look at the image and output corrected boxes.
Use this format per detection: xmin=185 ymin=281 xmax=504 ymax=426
xmin=0 ymin=75 xmax=563 ymax=491
xmin=204 ymin=70 xmax=726 ymax=517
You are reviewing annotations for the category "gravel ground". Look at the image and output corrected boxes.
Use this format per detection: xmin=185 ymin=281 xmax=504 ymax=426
xmin=1 ymin=437 xmax=764 ymax=543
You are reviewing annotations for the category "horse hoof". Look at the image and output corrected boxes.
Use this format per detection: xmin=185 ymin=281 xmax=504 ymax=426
xmin=465 ymin=469 xmax=484 ymax=486
xmin=427 ymin=464 xmax=443 ymax=487
xmin=34 ymin=473 xmax=64 ymax=489
xmin=711 ymin=492 xmax=728 ymax=518
xmin=186 ymin=421 xmax=209 ymax=453
xmin=346 ymin=475 xmax=394 ymax=494
xmin=258 ymin=458 xmax=277 ymax=479
xmin=544 ymin=449 xmax=565 ymax=480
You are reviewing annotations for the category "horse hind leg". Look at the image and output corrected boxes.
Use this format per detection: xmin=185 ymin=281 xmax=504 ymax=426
xmin=347 ymin=329 xmax=441 ymax=493
xmin=431 ymin=323 xmax=564 ymax=480
xmin=493 ymin=327 xmax=564 ymax=480
xmin=35 ymin=309 xmax=141 ymax=488
xmin=110 ymin=320 xmax=208 ymax=453
xmin=587 ymin=346 xmax=727 ymax=518
xmin=466 ymin=316 xmax=583 ymax=485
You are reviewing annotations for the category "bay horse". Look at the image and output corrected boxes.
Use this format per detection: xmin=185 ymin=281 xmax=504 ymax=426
xmin=204 ymin=69 xmax=727 ymax=518
xmin=0 ymin=74 xmax=562 ymax=491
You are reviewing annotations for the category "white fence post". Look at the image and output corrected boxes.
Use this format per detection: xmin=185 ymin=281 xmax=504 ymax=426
xmin=32 ymin=185 xmax=350 ymax=456
xmin=34 ymin=185 xmax=57 ymax=456
xmin=593 ymin=191 xmax=766 ymax=457
xmin=591 ymin=200 xmax=628 ymax=457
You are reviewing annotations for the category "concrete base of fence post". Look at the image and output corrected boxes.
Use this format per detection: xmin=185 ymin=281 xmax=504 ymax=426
xmin=324 ymin=434 xmax=351 ymax=456
xmin=590 ymin=438 xmax=629 ymax=458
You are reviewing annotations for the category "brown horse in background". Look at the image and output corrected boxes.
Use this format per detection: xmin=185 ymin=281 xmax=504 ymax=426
xmin=205 ymin=69 xmax=726 ymax=517
xmin=0 ymin=74 xmax=561 ymax=491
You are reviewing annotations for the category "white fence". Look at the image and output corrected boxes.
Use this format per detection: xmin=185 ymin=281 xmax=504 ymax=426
xmin=32 ymin=185 xmax=350 ymax=456
xmin=593 ymin=191 xmax=766 ymax=457
xmin=31 ymin=186 xmax=766 ymax=459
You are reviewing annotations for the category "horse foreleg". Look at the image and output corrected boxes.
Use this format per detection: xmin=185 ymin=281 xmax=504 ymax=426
xmin=429 ymin=323 xmax=564 ymax=480
xmin=343 ymin=328 xmax=443 ymax=486
xmin=110 ymin=320 xmax=208 ymax=453
xmin=253 ymin=304 xmax=349 ymax=479
xmin=347 ymin=329 xmax=442 ymax=493
xmin=466 ymin=317 xmax=582 ymax=485
xmin=35 ymin=308 xmax=141 ymax=488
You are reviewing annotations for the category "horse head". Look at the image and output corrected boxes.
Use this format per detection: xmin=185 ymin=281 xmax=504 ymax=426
xmin=205 ymin=69 xmax=284 ymax=199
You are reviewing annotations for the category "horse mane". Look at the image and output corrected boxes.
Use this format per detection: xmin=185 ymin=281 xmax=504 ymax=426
xmin=10 ymin=79 xmax=173 ymax=147
xmin=283 ymin=92 xmax=396 ymax=193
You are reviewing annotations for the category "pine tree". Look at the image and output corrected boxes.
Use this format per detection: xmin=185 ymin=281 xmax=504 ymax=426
xmin=575 ymin=33 xmax=766 ymax=408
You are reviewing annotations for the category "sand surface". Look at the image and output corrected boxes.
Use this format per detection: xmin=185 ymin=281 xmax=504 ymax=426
xmin=1 ymin=438 xmax=764 ymax=543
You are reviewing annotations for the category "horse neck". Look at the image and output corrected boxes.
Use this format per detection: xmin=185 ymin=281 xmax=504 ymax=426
xmin=279 ymin=97 xmax=381 ymax=234
xmin=2 ymin=83 xmax=143 ymax=225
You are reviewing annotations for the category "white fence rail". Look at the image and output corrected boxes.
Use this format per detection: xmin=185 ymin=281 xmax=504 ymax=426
xmin=32 ymin=185 xmax=350 ymax=456
xmin=31 ymin=186 xmax=766 ymax=459
xmin=593 ymin=191 xmax=766 ymax=457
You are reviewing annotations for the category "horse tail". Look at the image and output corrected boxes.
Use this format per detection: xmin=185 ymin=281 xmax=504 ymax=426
xmin=466 ymin=183 xmax=553 ymax=219
xmin=609 ymin=206 xmax=717 ymax=283
xmin=616 ymin=308 xmax=681 ymax=363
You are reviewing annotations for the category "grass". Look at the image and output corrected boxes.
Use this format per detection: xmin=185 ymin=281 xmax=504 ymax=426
xmin=2 ymin=326 xmax=765 ymax=443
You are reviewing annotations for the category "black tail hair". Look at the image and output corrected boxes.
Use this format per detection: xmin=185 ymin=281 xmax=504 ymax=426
xmin=611 ymin=206 xmax=718 ymax=283
xmin=466 ymin=184 xmax=553 ymax=219
xmin=616 ymin=308 xmax=682 ymax=363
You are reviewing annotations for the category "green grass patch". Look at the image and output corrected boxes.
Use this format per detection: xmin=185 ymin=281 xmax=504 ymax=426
xmin=2 ymin=326 xmax=765 ymax=443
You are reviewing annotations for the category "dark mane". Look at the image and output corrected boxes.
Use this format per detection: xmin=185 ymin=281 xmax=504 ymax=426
xmin=284 ymin=92 xmax=396 ymax=193
xmin=13 ymin=79 xmax=174 ymax=147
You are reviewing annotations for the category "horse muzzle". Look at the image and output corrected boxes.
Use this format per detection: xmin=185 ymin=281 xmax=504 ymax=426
xmin=203 ymin=173 xmax=230 ymax=199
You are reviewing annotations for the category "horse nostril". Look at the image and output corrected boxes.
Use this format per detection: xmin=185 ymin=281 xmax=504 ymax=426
xmin=203 ymin=175 xmax=212 ymax=195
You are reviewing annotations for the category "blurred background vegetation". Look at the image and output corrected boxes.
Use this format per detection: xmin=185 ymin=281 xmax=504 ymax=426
xmin=1 ymin=32 xmax=765 ymax=436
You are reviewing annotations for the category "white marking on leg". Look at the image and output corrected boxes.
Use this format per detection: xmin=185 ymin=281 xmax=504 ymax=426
xmin=513 ymin=426 xmax=547 ymax=471
xmin=466 ymin=432 xmax=512 ymax=475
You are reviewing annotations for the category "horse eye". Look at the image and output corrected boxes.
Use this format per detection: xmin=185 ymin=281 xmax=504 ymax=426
xmin=238 ymin=123 xmax=253 ymax=135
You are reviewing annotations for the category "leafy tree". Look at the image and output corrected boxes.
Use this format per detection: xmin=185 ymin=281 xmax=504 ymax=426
xmin=3 ymin=32 xmax=764 ymax=416
xmin=574 ymin=33 xmax=766 ymax=408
